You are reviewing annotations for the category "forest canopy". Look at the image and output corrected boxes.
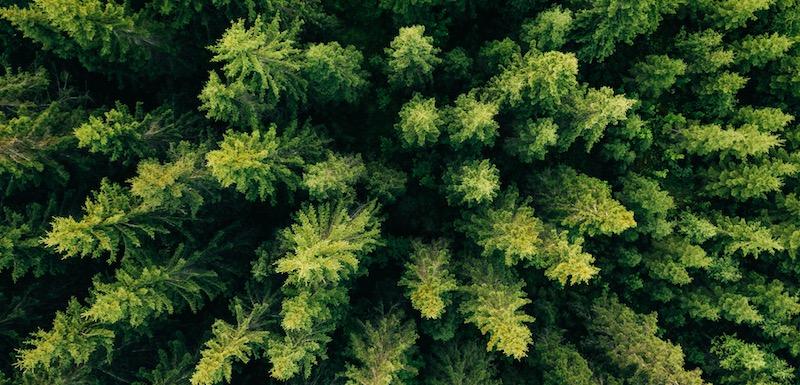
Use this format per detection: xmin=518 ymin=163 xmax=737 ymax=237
xmin=2 ymin=0 xmax=800 ymax=385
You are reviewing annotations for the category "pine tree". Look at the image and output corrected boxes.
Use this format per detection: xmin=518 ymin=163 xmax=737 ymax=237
xmin=460 ymin=259 xmax=534 ymax=359
xmin=0 ymin=0 xmax=159 ymax=75
xmin=74 ymin=102 xmax=191 ymax=162
xmin=199 ymin=16 xmax=305 ymax=127
xmin=573 ymin=0 xmax=684 ymax=61
xmin=532 ymin=166 xmax=636 ymax=236
xmin=205 ymin=123 xmax=326 ymax=202
xmin=342 ymin=311 xmax=419 ymax=385
xmin=395 ymin=94 xmax=442 ymax=147
xmin=444 ymin=159 xmax=500 ymax=207
xmin=460 ymin=189 xmax=544 ymax=265
xmin=504 ymin=118 xmax=559 ymax=162
xmin=303 ymin=153 xmax=366 ymax=201
xmin=303 ymin=42 xmax=368 ymax=104
xmin=711 ymin=335 xmax=794 ymax=385
xmin=191 ymin=294 xmax=273 ymax=385
xmin=629 ymin=55 xmax=687 ymax=98
xmin=398 ymin=240 xmax=458 ymax=319
xmin=487 ymin=50 xmax=578 ymax=110
xmin=520 ymin=6 xmax=573 ymax=52
xmin=424 ymin=339 xmax=501 ymax=385
xmin=445 ymin=92 xmax=499 ymax=147
xmin=590 ymin=295 xmax=706 ymax=385
xmin=385 ymin=25 xmax=441 ymax=88
xmin=560 ymin=86 xmax=635 ymax=152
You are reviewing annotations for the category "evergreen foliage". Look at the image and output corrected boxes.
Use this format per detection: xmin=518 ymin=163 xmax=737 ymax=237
xmin=5 ymin=2 xmax=800 ymax=385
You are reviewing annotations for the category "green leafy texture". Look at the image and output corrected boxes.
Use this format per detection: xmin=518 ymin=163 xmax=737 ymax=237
xmin=520 ymin=6 xmax=573 ymax=51
xmin=589 ymin=295 xmax=706 ymax=385
xmin=711 ymin=335 xmax=794 ymax=385
xmin=560 ymin=86 xmax=635 ymax=152
xmin=363 ymin=162 xmax=408 ymax=203
xmin=734 ymin=33 xmax=794 ymax=70
xmin=0 ymin=201 xmax=59 ymax=281
xmin=504 ymin=118 xmax=559 ymax=162
xmin=15 ymin=299 xmax=114 ymax=374
xmin=487 ymin=50 xmax=578 ymax=110
xmin=74 ymin=102 xmax=187 ymax=162
xmin=573 ymin=0 xmax=684 ymax=62
xmin=678 ymin=123 xmax=782 ymax=159
xmin=44 ymin=148 xmax=208 ymax=261
xmin=534 ymin=228 xmax=599 ymax=285
xmin=530 ymin=330 xmax=596 ymax=385
xmin=675 ymin=29 xmax=734 ymax=74
xmin=446 ymin=92 xmax=499 ymax=147
xmin=533 ymin=166 xmax=636 ymax=236
xmin=696 ymin=0 xmax=774 ymax=30
xmin=424 ymin=339 xmax=501 ymax=385
xmin=0 ymin=0 xmax=156 ymax=74
xmin=43 ymin=180 xmax=166 ymax=261
xmin=303 ymin=42 xmax=368 ymax=104
xmin=398 ymin=240 xmax=458 ymax=319
xmin=642 ymin=237 xmax=711 ymax=285
xmin=385 ymin=25 xmax=442 ymax=88
xmin=273 ymin=201 xmax=381 ymax=286
xmin=82 ymin=254 xmax=223 ymax=327
xmin=303 ymin=153 xmax=366 ymax=201
xmin=460 ymin=260 xmax=534 ymax=359
xmin=199 ymin=16 xmax=304 ymax=127
xmin=206 ymin=123 xmax=325 ymax=202
xmin=396 ymin=93 xmax=442 ymax=147
xmin=716 ymin=216 xmax=783 ymax=258
xmin=617 ymin=174 xmax=675 ymax=238
xmin=191 ymin=296 xmax=272 ymax=385
xmin=268 ymin=201 xmax=382 ymax=380
xmin=444 ymin=159 xmax=501 ymax=207
xmin=460 ymin=189 xmax=544 ymax=265
xmin=704 ymin=159 xmax=799 ymax=200
xmin=0 ymin=69 xmax=82 ymax=187
xmin=342 ymin=312 xmax=419 ymax=385
xmin=629 ymin=55 xmax=687 ymax=98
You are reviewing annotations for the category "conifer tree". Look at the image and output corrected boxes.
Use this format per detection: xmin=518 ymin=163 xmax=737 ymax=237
xmin=206 ymin=123 xmax=326 ymax=202
xmin=199 ymin=16 xmax=305 ymax=127
xmin=460 ymin=259 xmax=534 ymax=359
xmin=395 ymin=94 xmax=442 ymax=147
xmin=399 ymin=240 xmax=458 ymax=319
xmin=385 ymin=25 xmax=441 ymax=88
xmin=342 ymin=312 xmax=418 ymax=385
xmin=444 ymin=159 xmax=500 ymax=207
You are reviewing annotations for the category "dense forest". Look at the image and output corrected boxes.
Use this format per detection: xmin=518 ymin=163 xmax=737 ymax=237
xmin=2 ymin=0 xmax=800 ymax=384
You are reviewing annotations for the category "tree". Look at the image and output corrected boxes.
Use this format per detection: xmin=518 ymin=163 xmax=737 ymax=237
xmin=191 ymin=295 xmax=273 ymax=385
xmin=460 ymin=259 xmax=534 ymax=359
xmin=385 ymin=25 xmax=441 ymax=88
xmin=629 ymin=55 xmax=687 ymax=98
xmin=520 ymin=6 xmax=573 ymax=52
xmin=532 ymin=167 xmax=636 ymax=236
xmin=342 ymin=312 xmax=418 ymax=385
xmin=446 ymin=93 xmax=499 ymax=147
xmin=303 ymin=153 xmax=366 ymax=201
xmin=205 ymin=123 xmax=326 ymax=202
xmin=504 ymin=118 xmax=559 ymax=162
xmin=487 ymin=50 xmax=578 ymax=110
xmin=589 ymin=295 xmax=706 ymax=385
xmin=460 ymin=189 xmax=544 ymax=265
xmin=424 ymin=339 xmax=501 ymax=385
xmin=303 ymin=42 xmax=368 ymax=104
xmin=395 ymin=94 xmax=442 ymax=147
xmin=0 ymin=0 xmax=158 ymax=75
xmin=268 ymin=200 xmax=382 ymax=381
xmin=199 ymin=16 xmax=305 ymax=127
xmin=399 ymin=240 xmax=458 ymax=319
xmin=74 ymin=102 xmax=189 ymax=162
xmin=711 ymin=335 xmax=794 ymax=385
xmin=572 ymin=0 xmax=684 ymax=62
xmin=560 ymin=86 xmax=635 ymax=152
xmin=444 ymin=159 xmax=500 ymax=207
